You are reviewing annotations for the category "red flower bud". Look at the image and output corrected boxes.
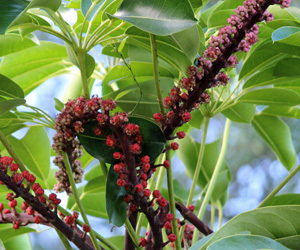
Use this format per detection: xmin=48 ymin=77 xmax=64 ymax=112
xmin=168 ymin=233 xmax=177 ymax=242
xmin=176 ymin=131 xmax=185 ymax=139
xmin=82 ymin=224 xmax=90 ymax=232
xmin=153 ymin=190 xmax=161 ymax=198
xmin=163 ymin=160 xmax=170 ymax=169
xmin=171 ymin=142 xmax=179 ymax=151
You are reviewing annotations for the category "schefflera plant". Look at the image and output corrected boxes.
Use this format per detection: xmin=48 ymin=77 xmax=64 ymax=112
xmin=49 ymin=0 xmax=293 ymax=250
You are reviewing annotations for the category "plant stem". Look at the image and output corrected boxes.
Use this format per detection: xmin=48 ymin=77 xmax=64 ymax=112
xmin=178 ymin=116 xmax=210 ymax=241
xmin=149 ymin=33 xmax=165 ymax=114
xmin=165 ymin=146 xmax=181 ymax=250
xmin=210 ymin=201 xmax=215 ymax=231
xmin=78 ymin=51 xmax=90 ymax=99
xmin=216 ymin=200 xmax=223 ymax=229
xmin=125 ymin=219 xmax=143 ymax=250
xmin=258 ymin=163 xmax=300 ymax=208
xmin=192 ymin=118 xmax=231 ymax=245
xmin=0 ymin=130 xmax=26 ymax=172
xmin=55 ymin=228 xmax=73 ymax=250
xmin=62 ymin=152 xmax=101 ymax=250
xmin=99 ymin=161 xmax=108 ymax=179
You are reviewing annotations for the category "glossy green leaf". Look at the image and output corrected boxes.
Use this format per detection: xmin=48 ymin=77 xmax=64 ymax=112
xmin=272 ymin=26 xmax=300 ymax=43
xmin=106 ymin=165 xmax=127 ymax=227
xmin=251 ymin=114 xmax=296 ymax=170
xmin=0 ymin=74 xmax=24 ymax=99
xmin=197 ymin=205 xmax=300 ymax=250
xmin=84 ymin=164 xmax=103 ymax=181
xmin=189 ymin=0 xmax=210 ymax=9
xmin=262 ymin=106 xmax=300 ymax=119
xmin=81 ymin=0 xmax=105 ymax=21
xmin=78 ymin=117 xmax=166 ymax=164
xmin=3 ymin=234 xmax=32 ymax=250
xmin=0 ymin=224 xmax=35 ymax=242
xmin=0 ymin=0 xmax=28 ymax=34
xmin=208 ymin=10 xmax=235 ymax=28
xmin=8 ymin=127 xmax=50 ymax=181
xmin=85 ymin=54 xmax=96 ymax=78
xmin=26 ymin=0 xmax=61 ymax=11
xmin=0 ymin=35 xmax=36 ymax=57
xmin=54 ymin=98 xmax=64 ymax=112
xmin=221 ymin=103 xmax=256 ymax=123
xmin=107 ymin=236 xmax=125 ymax=250
xmin=238 ymin=88 xmax=300 ymax=106
xmin=114 ymin=0 xmax=197 ymax=36
xmin=206 ymin=235 xmax=289 ymax=250
xmin=274 ymin=58 xmax=300 ymax=77
xmin=263 ymin=194 xmax=300 ymax=207
xmin=63 ymin=75 xmax=84 ymax=102
xmin=189 ymin=109 xmax=204 ymax=129
xmin=0 ymin=41 xmax=72 ymax=95
xmin=0 ymin=99 xmax=26 ymax=117
xmin=177 ymin=136 xmax=231 ymax=202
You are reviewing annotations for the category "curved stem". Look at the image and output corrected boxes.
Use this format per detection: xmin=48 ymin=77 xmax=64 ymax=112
xmin=210 ymin=201 xmax=215 ymax=231
xmin=62 ymin=152 xmax=101 ymax=250
xmin=258 ymin=163 xmax=300 ymax=208
xmin=125 ymin=219 xmax=143 ymax=250
xmin=0 ymin=130 xmax=26 ymax=172
xmin=78 ymin=51 xmax=90 ymax=99
xmin=192 ymin=119 xmax=231 ymax=245
xmin=165 ymin=146 xmax=181 ymax=250
xmin=149 ymin=33 xmax=165 ymax=114
xmin=99 ymin=161 xmax=108 ymax=179
xmin=216 ymin=200 xmax=223 ymax=229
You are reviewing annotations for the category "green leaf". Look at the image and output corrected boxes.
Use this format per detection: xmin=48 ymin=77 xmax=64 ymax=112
xmin=8 ymin=127 xmax=51 ymax=182
xmin=0 ymin=41 xmax=72 ymax=95
xmin=0 ymin=99 xmax=26 ymax=116
xmin=85 ymin=54 xmax=96 ymax=78
xmin=273 ymin=58 xmax=300 ymax=77
xmin=106 ymin=165 xmax=127 ymax=227
xmin=54 ymin=98 xmax=64 ymax=112
xmin=207 ymin=10 xmax=235 ymax=28
xmin=0 ymin=224 xmax=35 ymax=243
xmin=262 ymin=106 xmax=300 ymax=119
xmin=113 ymin=0 xmax=197 ymax=36
xmin=0 ymin=74 xmax=24 ymax=99
xmin=0 ymin=35 xmax=37 ymax=57
xmin=206 ymin=235 xmax=289 ymax=250
xmin=78 ymin=117 xmax=166 ymax=164
xmin=3 ymin=234 xmax=32 ymax=250
xmin=197 ymin=205 xmax=300 ymax=250
xmin=251 ymin=114 xmax=296 ymax=170
xmin=81 ymin=0 xmax=105 ymax=21
xmin=189 ymin=109 xmax=204 ymax=129
xmin=221 ymin=103 xmax=256 ymax=123
xmin=272 ymin=26 xmax=300 ymax=43
xmin=238 ymin=88 xmax=300 ymax=106
xmin=177 ymin=136 xmax=231 ymax=202
xmin=63 ymin=75 xmax=84 ymax=102
xmin=263 ymin=194 xmax=300 ymax=207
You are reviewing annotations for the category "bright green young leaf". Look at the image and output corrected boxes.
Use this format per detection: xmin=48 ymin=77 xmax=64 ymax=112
xmin=107 ymin=236 xmax=124 ymax=250
xmin=262 ymin=106 xmax=300 ymax=119
xmin=221 ymin=103 xmax=256 ymax=123
xmin=54 ymin=98 xmax=64 ymax=112
xmin=106 ymin=165 xmax=127 ymax=227
xmin=26 ymin=0 xmax=61 ymax=11
xmin=78 ymin=117 xmax=166 ymax=164
xmin=3 ymin=234 xmax=32 ymax=250
xmin=0 ymin=99 xmax=26 ymax=117
xmin=272 ymin=26 xmax=300 ymax=42
xmin=208 ymin=10 xmax=235 ymax=28
xmin=81 ymin=0 xmax=105 ymax=21
xmin=0 ymin=35 xmax=37 ymax=57
xmin=177 ymin=136 xmax=231 ymax=203
xmin=0 ymin=224 xmax=35 ymax=243
xmin=238 ymin=88 xmax=300 ymax=106
xmin=197 ymin=205 xmax=300 ymax=250
xmin=113 ymin=0 xmax=197 ymax=36
xmin=63 ymin=75 xmax=84 ymax=102
xmin=273 ymin=58 xmax=300 ymax=77
xmin=251 ymin=114 xmax=296 ymax=170
xmin=263 ymin=194 xmax=300 ymax=207
xmin=0 ymin=74 xmax=24 ymax=99
xmin=0 ymin=41 xmax=72 ymax=95
xmin=8 ymin=127 xmax=51 ymax=181
xmin=189 ymin=109 xmax=204 ymax=129
xmin=84 ymin=164 xmax=103 ymax=181
xmin=206 ymin=235 xmax=289 ymax=250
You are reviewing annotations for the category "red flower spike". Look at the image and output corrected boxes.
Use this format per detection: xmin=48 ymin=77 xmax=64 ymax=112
xmin=176 ymin=131 xmax=185 ymax=139
xmin=130 ymin=204 xmax=137 ymax=212
xmin=27 ymin=174 xmax=36 ymax=183
xmin=113 ymin=164 xmax=123 ymax=173
xmin=124 ymin=195 xmax=132 ymax=203
xmin=141 ymin=155 xmax=150 ymax=164
xmin=39 ymin=196 xmax=47 ymax=204
xmin=153 ymin=113 xmax=162 ymax=122
xmin=143 ymin=189 xmax=151 ymax=198
xmin=142 ymin=181 xmax=148 ymax=188
xmin=3 ymin=209 xmax=11 ymax=214
xmin=181 ymin=92 xmax=188 ymax=100
xmin=131 ymin=143 xmax=141 ymax=154
xmin=13 ymin=173 xmax=22 ymax=183
xmin=187 ymin=205 xmax=195 ymax=212
xmin=34 ymin=216 xmax=41 ymax=224
xmin=21 ymin=201 xmax=28 ymax=210
xmin=135 ymin=184 xmax=143 ymax=193
xmin=12 ymin=221 xmax=20 ymax=230
xmin=165 ymin=213 xmax=174 ymax=221
xmin=9 ymin=199 xmax=17 ymax=208
xmin=168 ymin=233 xmax=177 ymax=242
xmin=53 ymin=198 xmax=61 ymax=205
xmin=9 ymin=163 xmax=19 ymax=172
xmin=65 ymin=216 xmax=74 ymax=225
xmin=167 ymin=111 xmax=174 ymax=119
xmin=82 ymin=224 xmax=91 ymax=232
xmin=143 ymin=163 xmax=151 ymax=173
xmin=153 ymin=190 xmax=161 ymax=198
xmin=94 ymin=127 xmax=103 ymax=136
xmin=157 ymin=197 xmax=168 ymax=207
xmin=164 ymin=221 xmax=172 ymax=230
xmin=113 ymin=152 xmax=122 ymax=160
xmin=1 ymin=156 xmax=13 ymax=165
xmin=171 ymin=142 xmax=179 ymax=151
xmin=0 ymin=203 xmax=3 ymax=211
xmin=117 ymin=179 xmax=126 ymax=187
xmin=139 ymin=238 xmax=147 ymax=247
xmin=182 ymin=112 xmax=191 ymax=123
xmin=140 ymin=173 xmax=148 ymax=181
xmin=106 ymin=135 xmax=115 ymax=147
xmin=26 ymin=207 xmax=34 ymax=215
xmin=49 ymin=193 xmax=57 ymax=201
xmin=32 ymin=183 xmax=41 ymax=192
xmin=163 ymin=160 xmax=170 ymax=169
xmin=72 ymin=211 xmax=79 ymax=219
